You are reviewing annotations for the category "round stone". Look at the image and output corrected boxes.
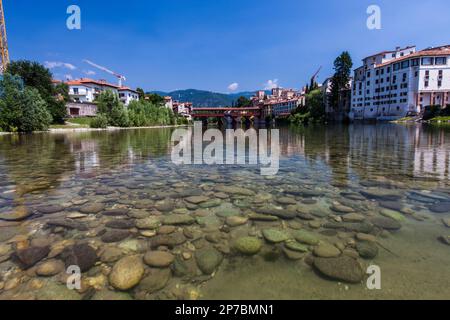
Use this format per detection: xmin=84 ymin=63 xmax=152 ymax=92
xmin=144 ymin=251 xmax=175 ymax=268
xmin=313 ymin=243 xmax=341 ymax=258
xmin=36 ymin=260 xmax=65 ymax=276
xmin=356 ymin=241 xmax=379 ymax=259
xmin=233 ymin=237 xmax=262 ymax=255
xmin=80 ymin=203 xmax=105 ymax=214
xmin=0 ymin=207 xmax=32 ymax=221
xmin=313 ymin=256 xmax=364 ymax=283
xmin=225 ymin=216 xmax=248 ymax=227
xmin=135 ymin=217 xmax=161 ymax=230
xmin=195 ymin=248 xmax=223 ymax=275
xmin=109 ymin=256 xmax=145 ymax=291
xmin=262 ymin=229 xmax=290 ymax=243
xmin=292 ymin=230 xmax=320 ymax=245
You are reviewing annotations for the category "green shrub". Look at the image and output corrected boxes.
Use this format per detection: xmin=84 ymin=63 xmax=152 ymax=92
xmin=0 ymin=74 xmax=52 ymax=132
xmin=90 ymin=114 xmax=109 ymax=128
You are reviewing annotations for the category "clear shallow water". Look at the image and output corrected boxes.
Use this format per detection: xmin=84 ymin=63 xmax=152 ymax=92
xmin=0 ymin=124 xmax=449 ymax=300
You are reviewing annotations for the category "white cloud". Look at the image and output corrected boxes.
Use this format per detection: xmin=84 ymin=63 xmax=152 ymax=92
xmin=264 ymin=79 xmax=279 ymax=90
xmin=45 ymin=61 xmax=77 ymax=70
xmin=228 ymin=82 xmax=239 ymax=92
xmin=83 ymin=70 xmax=96 ymax=76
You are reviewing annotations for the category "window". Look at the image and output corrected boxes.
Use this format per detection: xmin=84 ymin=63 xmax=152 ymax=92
xmin=411 ymin=58 xmax=420 ymax=67
xmin=438 ymin=81 xmax=442 ymax=87
xmin=367 ymin=72 xmax=371 ymax=78
xmin=415 ymin=71 xmax=418 ymax=77
xmin=387 ymin=67 xmax=391 ymax=72
xmin=425 ymin=81 xmax=429 ymax=87
xmin=73 ymin=88 xmax=79 ymax=94
xmin=394 ymin=63 xmax=400 ymax=71
xmin=435 ymin=57 xmax=447 ymax=65
xmin=376 ymin=70 xmax=379 ymax=76
xmin=421 ymin=57 xmax=434 ymax=65
xmin=401 ymin=60 xmax=410 ymax=69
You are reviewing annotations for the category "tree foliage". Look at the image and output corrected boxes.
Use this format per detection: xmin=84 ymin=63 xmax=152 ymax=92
xmin=329 ymin=51 xmax=353 ymax=110
xmin=235 ymin=96 xmax=251 ymax=108
xmin=6 ymin=60 xmax=67 ymax=124
xmin=289 ymin=89 xmax=324 ymax=125
xmin=0 ymin=74 xmax=52 ymax=132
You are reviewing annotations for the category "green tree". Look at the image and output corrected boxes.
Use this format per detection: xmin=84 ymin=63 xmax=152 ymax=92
xmin=6 ymin=60 xmax=67 ymax=124
xmin=96 ymin=90 xmax=129 ymax=127
xmin=145 ymin=93 xmax=164 ymax=106
xmin=136 ymin=88 xmax=145 ymax=100
xmin=330 ymin=52 xmax=353 ymax=110
xmin=0 ymin=74 xmax=52 ymax=132
xmin=235 ymin=96 xmax=251 ymax=108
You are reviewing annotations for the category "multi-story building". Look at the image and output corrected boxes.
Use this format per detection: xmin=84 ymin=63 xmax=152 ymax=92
xmin=351 ymin=45 xmax=450 ymax=120
xmin=252 ymin=88 xmax=304 ymax=119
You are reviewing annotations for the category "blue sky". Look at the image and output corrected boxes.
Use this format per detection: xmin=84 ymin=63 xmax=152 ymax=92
xmin=6 ymin=0 xmax=450 ymax=92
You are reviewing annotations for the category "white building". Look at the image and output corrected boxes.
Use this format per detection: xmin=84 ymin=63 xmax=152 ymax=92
xmin=118 ymin=87 xmax=139 ymax=106
xmin=350 ymin=45 xmax=450 ymax=120
xmin=67 ymin=78 xmax=139 ymax=106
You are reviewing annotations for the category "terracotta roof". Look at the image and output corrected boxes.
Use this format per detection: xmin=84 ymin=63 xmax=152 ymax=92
xmin=66 ymin=78 xmax=120 ymax=88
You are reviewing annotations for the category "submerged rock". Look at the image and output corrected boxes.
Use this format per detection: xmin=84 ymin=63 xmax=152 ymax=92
xmin=215 ymin=186 xmax=255 ymax=196
xmin=150 ymin=232 xmax=187 ymax=249
xmin=101 ymin=230 xmax=131 ymax=243
xmin=80 ymin=203 xmax=105 ymax=214
xmin=195 ymin=247 xmax=223 ymax=275
xmin=15 ymin=246 xmax=50 ymax=269
xmin=36 ymin=259 xmax=65 ymax=276
xmin=356 ymin=241 xmax=379 ymax=259
xmin=36 ymin=205 xmax=65 ymax=214
xmin=144 ymin=251 xmax=175 ymax=268
xmin=442 ymin=218 xmax=450 ymax=228
xmin=429 ymin=202 xmax=450 ymax=213
xmin=370 ymin=217 xmax=402 ymax=231
xmin=135 ymin=217 xmax=161 ymax=230
xmin=360 ymin=189 xmax=403 ymax=201
xmin=0 ymin=207 xmax=32 ymax=221
xmin=46 ymin=219 xmax=89 ymax=231
xmin=262 ymin=229 xmax=290 ymax=243
xmin=109 ymin=256 xmax=145 ymax=291
xmin=313 ymin=243 xmax=341 ymax=258
xmin=313 ymin=256 xmax=364 ymax=283
xmin=102 ymin=208 xmax=130 ymax=216
xmin=225 ymin=216 xmax=248 ymax=227
xmin=233 ymin=237 xmax=262 ymax=255
xmin=162 ymin=214 xmax=195 ymax=225
xmin=136 ymin=268 xmax=171 ymax=294
xmin=105 ymin=220 xmax=135 ymax=229
xmin=61 ymin=243 xmax=97 ymax=272
xmin=291 ymin=230 xmax=319 ymax=245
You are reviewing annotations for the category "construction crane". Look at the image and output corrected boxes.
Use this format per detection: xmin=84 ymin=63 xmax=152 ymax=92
xmin=0 ymin=0 xmax=9 ymax=73
xmin=83 ymin=59 xmax=126 ymax=87
xmin=310 ymin=66 xmax=322 ymax=86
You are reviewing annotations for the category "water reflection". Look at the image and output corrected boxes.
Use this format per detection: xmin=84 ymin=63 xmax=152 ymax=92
xmin=0 ymin=125 xmax=449 ymax=200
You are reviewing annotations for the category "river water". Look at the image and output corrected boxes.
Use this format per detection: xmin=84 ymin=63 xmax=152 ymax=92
xmin=0 ymin=124 xmax=449 ymax=300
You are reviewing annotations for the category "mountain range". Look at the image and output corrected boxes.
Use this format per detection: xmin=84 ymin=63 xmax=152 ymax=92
xmin=149 ymin=89 xmax=270 ymax=107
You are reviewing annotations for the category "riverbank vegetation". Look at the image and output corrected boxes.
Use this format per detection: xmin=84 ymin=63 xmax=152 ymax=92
xmin=0 ymin=61 xmax=69 ymax=132
xmin=90 ymin=91 xmax=188 ymax=129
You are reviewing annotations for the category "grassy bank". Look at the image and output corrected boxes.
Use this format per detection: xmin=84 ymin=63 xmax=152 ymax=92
xmin=427 ymin=116 xmax=450 ymax=123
